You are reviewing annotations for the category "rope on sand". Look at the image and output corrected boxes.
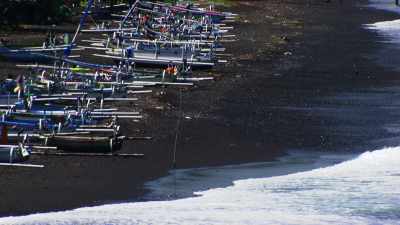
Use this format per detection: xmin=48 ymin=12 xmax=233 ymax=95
xmin=172 ymin=89 xmax=183 ymax=168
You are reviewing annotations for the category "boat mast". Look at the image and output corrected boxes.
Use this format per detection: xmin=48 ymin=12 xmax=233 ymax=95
xmin=70 ymin=0 xmax=96 ymax=49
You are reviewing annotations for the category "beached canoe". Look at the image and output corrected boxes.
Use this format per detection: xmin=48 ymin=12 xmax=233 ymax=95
xmin=45 ymin=135 xmax=123 ymax=152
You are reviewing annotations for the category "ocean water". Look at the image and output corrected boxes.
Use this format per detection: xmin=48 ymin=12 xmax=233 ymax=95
xmin=1 ymin=1 xmax=400 ymax=225
xmin=366 ymin=0 xmax=400 ymax=72
xmin=0 ymin=148 xmax=399 ymax=225
xmin=369 ymin=0 xmax=400 ymax=14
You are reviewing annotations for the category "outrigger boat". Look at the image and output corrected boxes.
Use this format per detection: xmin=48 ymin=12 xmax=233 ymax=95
xmin=93 ymin=51 xmax=215 ymax=68
xmin=0 ymin=0 xmax=236 ymax=165
xmin=137 ymin=1 xmax=237 ymax=23
xmin=1 ymin=110 xmax=126 ymax=153
xmin=77 ymin=0 xmax=232 ymax=68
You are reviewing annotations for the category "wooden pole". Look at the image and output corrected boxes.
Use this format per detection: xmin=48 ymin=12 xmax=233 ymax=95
xmin=31 ymin=151 xmax=145 ymax=158
xmin=125 ymin=136 xmax=153 ymax=140
xmin=0 ymin=163 xmax=44 ymax=168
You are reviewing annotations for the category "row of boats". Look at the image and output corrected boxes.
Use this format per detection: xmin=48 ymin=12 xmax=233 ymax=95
xmin=0 ymin=0 xmax=237 ymax=167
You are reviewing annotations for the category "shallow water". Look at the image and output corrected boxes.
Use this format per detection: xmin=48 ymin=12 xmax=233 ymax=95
xmin=366 ymin=0 xmax=400 ymax=72
xmin=144 ymin=150 xmax=356 ymax=200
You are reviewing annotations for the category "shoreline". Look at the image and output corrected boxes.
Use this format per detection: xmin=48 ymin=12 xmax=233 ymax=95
xmin=1 ymin=0 xmax=400 ymax=217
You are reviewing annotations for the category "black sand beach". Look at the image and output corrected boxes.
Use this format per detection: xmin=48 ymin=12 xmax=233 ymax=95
xmin=1 ymin=0 xmax=400 ymax=216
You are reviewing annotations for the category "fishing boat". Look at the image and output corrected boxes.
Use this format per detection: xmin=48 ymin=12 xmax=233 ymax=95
xmin=1 ymin=112 xmax=125 ymax=153
xmin=137 ymin=1 xmax=237 ymax=23
xmin=0 ymin=0 xmax=236 ymax=163
xmin=93 ymin=51 xmax=215 ymax=68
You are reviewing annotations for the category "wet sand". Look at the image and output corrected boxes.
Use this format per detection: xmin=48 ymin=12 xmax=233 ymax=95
xmin=1 ymin=0 xmax=399 ymax=216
